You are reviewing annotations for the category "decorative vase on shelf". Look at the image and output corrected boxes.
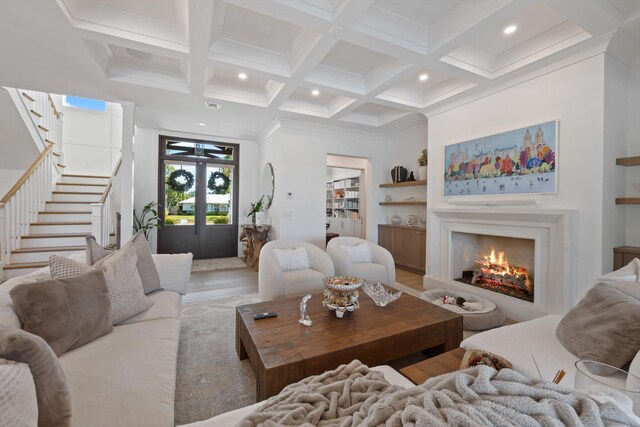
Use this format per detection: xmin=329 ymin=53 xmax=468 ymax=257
xmin=391 ymin=214 xmax=402 ymax=225
xmin=417 ymin=165 xmax=427 ymax=181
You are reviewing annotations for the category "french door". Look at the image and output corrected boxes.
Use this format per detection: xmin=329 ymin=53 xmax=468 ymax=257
xmin=157 ymin=136 xmax=239 ymax=259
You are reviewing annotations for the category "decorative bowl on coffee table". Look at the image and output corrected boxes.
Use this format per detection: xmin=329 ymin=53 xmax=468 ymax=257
xmin=363 ymin=282 xmax=402 ymax=307
xmin=575 ymin=360 xmax=640 ymax=416
xmin=322 ymin=276 xmax=363 ymax=318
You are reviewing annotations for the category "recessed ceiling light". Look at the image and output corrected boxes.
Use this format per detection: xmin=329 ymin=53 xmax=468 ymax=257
xmin=419 ymin=73 xmax=429 ymax=81
xmin=198 ymin=122 xmax=206 ymax=126
xmin=311 ymin=89 xmax=320 ymax=96
xmin=238 ymin=72 xmax=248 ymax=80
xmin=329 ymin=26 xmax=344 ymax=37
xmin=503 ymin=25 xmax=517 ymax=35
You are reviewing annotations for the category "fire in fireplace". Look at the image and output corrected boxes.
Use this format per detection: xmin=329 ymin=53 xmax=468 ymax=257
xmin=455 ymin=247 xmax=534 ymax=302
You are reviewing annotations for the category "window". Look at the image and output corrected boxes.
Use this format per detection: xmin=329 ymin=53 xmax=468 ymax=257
xmin=64 ymin=96 xmax=107 ymax=112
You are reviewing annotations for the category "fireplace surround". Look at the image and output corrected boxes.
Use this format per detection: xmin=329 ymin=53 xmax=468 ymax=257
xmin=426 ymin=209 xmax=578 ymax=321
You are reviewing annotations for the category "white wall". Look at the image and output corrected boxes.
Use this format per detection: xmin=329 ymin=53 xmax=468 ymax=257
xmin=61 ymin=101 xmax=123 ymax=175
xmin=258 ymin=120 xmax=427 ymax=248
xmin=426 ymin=54 xmax=613 ymax=297
xmin=134 ymin=127 xmax=260 ymax=254
xmin=626 ymin=62 xmax=640 ymax=245
xmin=0 ymin=169 xmax=23 ymax=198
xmin=0 ymin=88 xmax=39 ymax=171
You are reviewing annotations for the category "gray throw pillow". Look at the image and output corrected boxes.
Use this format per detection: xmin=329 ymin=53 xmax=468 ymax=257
xmin=50 ymin=244 xmax=153 ymax=324
xmin=0 ymin=327 xmax=72 ymax=427
xmin=9 ymin=270 xmax=113 ymax=356
xmin=86 ymin=231 xmax=161 ymax=294
xmin=556 ymin=282 xmax=640 ymax=370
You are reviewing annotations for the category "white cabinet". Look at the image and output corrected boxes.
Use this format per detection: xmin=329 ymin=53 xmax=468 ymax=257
xmin=327 ymin=218 xmax=362 ymax=238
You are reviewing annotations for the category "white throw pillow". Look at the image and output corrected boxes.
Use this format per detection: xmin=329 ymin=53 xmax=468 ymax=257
xmin=340 ymin=243 xmax=372 ymax=264
xmin=0 ymin=358 xmax=38 ymax=427
xmin=273 ymin=247 xmax=311 ymax=272
xmin=50 ymin=245 xmax=153 ymax=324
xmin=152 ymin=253 xmax=193 ymax=295
xmin=600 ymin=258 xmax=640 ymax=282
xmin=629 ymin=351 xmax=640 ymax=390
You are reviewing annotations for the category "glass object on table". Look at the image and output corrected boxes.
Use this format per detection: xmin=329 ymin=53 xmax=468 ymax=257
xmin=575 ymin=360 xmax=640 ymax=416
xmin=299 ymin=294 xmax=312 ymax=326
xmin=363 ymin=282 xmax=402 ymax=307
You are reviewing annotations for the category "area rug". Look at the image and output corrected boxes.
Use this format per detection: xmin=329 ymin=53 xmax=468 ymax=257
xmin=191 ymin=257 xmax=247 ymax=272
xmin=174 ymin=293 xmax=259 ymax=425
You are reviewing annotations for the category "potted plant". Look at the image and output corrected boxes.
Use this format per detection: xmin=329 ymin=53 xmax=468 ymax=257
xmin=133 ymin=201 xmax=161 ymax=239
xmin=247 ymin=196 xmax=264 ymax=226
xmin=417 ymin=149 xmax=428 ymax=181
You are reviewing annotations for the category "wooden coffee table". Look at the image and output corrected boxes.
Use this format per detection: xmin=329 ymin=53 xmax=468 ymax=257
xmin=236 ymin=292 xmax=462 ymax=400
xmin=400 ymin=347 xmax=466 ymax=384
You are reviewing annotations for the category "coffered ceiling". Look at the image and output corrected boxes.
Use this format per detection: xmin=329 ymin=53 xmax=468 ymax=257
xmin=1 ymin=0 xmax=639 ymax=139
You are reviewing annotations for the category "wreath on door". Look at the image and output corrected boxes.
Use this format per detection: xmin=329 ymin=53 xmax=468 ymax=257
xmin=167 ymin=169 xmax=194 ymax=193
xmin=208 ymin=171 xmax=230 ymax=194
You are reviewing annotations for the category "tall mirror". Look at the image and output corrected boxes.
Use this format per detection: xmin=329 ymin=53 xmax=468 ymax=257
xmin=262 ymin=163 xmax=274 ymax=208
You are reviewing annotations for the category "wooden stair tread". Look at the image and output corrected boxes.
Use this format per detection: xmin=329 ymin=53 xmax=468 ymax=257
xmin=57 ymin=164 xmax=66 ymax=168
xmin=12 ymin=246 xmax=85 ymax=254
xmin=52 ymin=191 xmax=102 ymax=195
xmin=21 ymin=92 xmax=35 ymax=102
xmin=62 ymin=174 xmax=110 ymax=179
xmin=37 ymin=125 xmax=49 ymax=132
xmin=30 ymin=221 xmax=91 ymax=225
xmin=21 ymin=233 xmax=90 ymax=239
xmin=46 ymin=201 xmax=93 ymax=204
xmin=57 ymin=183 xmax=106 ymax=187
xmin=30 ymin=109 xmax=43 ymax=118
xmin=4 ymin=262 xmax=48 ymax=270
xmin=39 ymin=211 xmax=91 ymax=214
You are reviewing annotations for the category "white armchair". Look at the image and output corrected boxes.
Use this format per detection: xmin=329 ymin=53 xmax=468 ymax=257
xmin=258 ymin=240 xmax=335 ymax=301
xmin=326 ymin=237 xmax=396 ymax=285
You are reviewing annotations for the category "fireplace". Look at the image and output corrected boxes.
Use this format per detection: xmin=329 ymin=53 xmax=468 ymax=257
xmin=451 ymin=232 xmax=535 ymax=302
xmin=426 ymin=208 xmax=578 ymax=321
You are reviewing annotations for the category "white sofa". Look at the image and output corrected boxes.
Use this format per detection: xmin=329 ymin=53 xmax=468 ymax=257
xmin=258 ymin=240 xmax=334 ymax=301
xmin=326 ymin=237 xmax=396 ymax=285
xmin=0 ymin=252 xmax=191 ymax=427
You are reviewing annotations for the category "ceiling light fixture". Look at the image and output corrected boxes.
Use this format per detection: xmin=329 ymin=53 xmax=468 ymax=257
xmin=311 ymin=89 xmax=320 ymax=96
xmin=503 ymin=25 xmax=517 ymax=35
xmin=238 ymin=72 xmax=248 ymax=80
xmin=204 ymin=101 xmax=221 ymax=109
xmin=198 ymin=122 xmax=206 ymax=126
xmin=419 ymin=73 xmax=429 ymax=81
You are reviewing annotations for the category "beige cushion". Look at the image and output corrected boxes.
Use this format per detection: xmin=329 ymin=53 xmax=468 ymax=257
xmin=273 ymin=247 xmax=311 ymax=271
xmin=340 ymin=243 xmax=372 ymax=263
xmin=349 ymin=262 xmax=389 ymax=285
xmin=0 ymin=358 xmax=38 ymax=427
xmin=0 ymin=328 xmax=71 ymax=427
xmin=86 ymin=231 xmax=161 ymax=294
xmin=50 ymin=245 xmax=153 ymax=325
xmin=152 ymin=253 xmax=193 ymax=295
xmin=9 ymin=270 xmax=113 ymax=356
xmin=60 ymin=318 xmax=179 ymax=427
xmin=118 ymin=290 xmax=181 ymax=325
xmin=556 ymin=282 xmax=640 ymax=370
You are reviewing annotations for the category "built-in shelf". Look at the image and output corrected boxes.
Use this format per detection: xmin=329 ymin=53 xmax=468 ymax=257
xmin=616 ymin=156 xmax=640 ymax=166
xmin=379 ymin=180 xmax=426 ymax=188
xmin=616 ymin=198 xmax=640 ymax=205
xmin=379 ymin=201 xmax=426 ymax=206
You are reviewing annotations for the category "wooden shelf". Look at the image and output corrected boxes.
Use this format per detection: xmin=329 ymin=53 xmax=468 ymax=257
xmin=379 ymin=201 xmax=426 ymax=206
xmin=616 ymin=156 xmax=640 ymax=166
xmin=616 ymin=198 xmax=640 ymax=205
xmin=379 ymin=180 xmax=426 ymax=188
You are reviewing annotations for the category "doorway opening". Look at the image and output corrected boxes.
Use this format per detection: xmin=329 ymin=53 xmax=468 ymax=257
xmin=326 ymin=155 xmax=368 ymax=245
xmin=157 ymin=136 xmax=239 ymax=259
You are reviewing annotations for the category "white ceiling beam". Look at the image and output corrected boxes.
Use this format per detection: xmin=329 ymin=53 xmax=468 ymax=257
xmin=541 ymin=0 xmax=622 ymax=35
xmin=189 ymin=0 xmax=216 ymax=97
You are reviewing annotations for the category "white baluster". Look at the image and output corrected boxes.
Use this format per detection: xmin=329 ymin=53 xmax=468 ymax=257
xmin=0 ymin=203 xmax=6 ymax=273
xmin=91 ymin=203 xmax=105 ymax=246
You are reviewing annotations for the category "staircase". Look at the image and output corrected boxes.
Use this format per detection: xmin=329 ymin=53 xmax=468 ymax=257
xmin=3 ymin=174 xmax=109 ymax=278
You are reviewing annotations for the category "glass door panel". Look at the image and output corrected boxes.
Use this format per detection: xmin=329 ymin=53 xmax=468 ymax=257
xmin=205 ymin=165 xmax=234 ymax=225
xmin=163 ymin=162 xmax=197 ymax=226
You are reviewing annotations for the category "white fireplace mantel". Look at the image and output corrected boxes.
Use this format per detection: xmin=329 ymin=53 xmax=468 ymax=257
xmin=425 ymin=208 xmax=578 ymax=321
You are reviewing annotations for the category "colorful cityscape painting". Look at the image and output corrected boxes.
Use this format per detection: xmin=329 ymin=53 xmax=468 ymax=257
xmin=444 ymin=121 xmax=557 ymax=197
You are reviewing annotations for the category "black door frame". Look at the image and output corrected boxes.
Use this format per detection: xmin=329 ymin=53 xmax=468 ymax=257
xmin=157 ymin=135 xmax=240 ymax=258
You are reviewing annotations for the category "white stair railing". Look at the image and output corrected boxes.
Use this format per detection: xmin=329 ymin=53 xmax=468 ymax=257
xmin=91 ymin=157 xmax=122 ymax=246
xmin=0 ymin=143 xmax=58 ymax=271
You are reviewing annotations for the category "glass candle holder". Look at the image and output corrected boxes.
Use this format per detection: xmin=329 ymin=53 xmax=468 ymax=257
xmin=574 ymin=360 xmax=640 ymax=416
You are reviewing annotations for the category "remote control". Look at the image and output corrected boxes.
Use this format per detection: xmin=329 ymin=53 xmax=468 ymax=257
xmin=253 ymin=312 xmax=277 ymax=320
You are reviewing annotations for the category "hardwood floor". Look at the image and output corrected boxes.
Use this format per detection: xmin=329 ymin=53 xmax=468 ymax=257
xmin=396 ymin=268 xmax=425 ymax=292
xmin=184 ymin=265 xmax=424 ymax=302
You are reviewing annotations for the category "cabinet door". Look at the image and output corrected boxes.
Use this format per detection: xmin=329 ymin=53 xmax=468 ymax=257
xmin=402 ymin=231 xmax=423 ymax=269
xmin=391 ymin=229 xmax=405 ymax=263
xmin=418 ymin=231 xmax=426 ymax=270
xmin=378 ymin=227 xmax=392 ymax=254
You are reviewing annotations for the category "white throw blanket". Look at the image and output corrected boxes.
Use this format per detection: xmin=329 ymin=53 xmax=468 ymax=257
xmin=238 ymin=360 xmax=639 ymax=427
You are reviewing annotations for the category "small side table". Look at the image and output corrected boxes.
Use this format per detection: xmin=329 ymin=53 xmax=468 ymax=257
xmin=239 ymin=225 xmax=270 ymax=270
xmin=326 ymin=232 xmax=339 ymax=245
xmin=400 ymin=347 xmax=466 ymax=385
